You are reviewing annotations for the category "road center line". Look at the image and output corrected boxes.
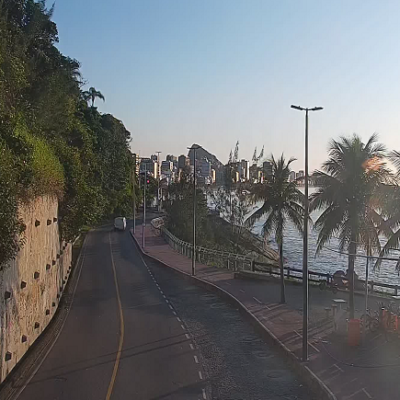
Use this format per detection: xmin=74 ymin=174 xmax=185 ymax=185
xmin=106 ymin=233 xmax=125 ymax=400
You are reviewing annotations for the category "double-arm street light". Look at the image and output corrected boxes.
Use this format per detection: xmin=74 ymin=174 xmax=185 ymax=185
xmin=187 ymin=145 xmax=201 ymax=276
xmin=291 ymin=105 xmax=323 ymax=362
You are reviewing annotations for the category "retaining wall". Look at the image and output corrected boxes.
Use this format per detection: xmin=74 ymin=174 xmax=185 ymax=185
xmin=0 ymin=196 xmax=72 ymax=383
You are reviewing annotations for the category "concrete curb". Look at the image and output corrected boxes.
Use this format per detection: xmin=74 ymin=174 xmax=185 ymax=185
xmin=130 ymin=230 xmax=336 ymax=400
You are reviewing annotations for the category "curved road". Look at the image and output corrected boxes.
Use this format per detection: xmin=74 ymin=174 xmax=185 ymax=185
xmin=16 ymin=224 xmax=311 ymax=400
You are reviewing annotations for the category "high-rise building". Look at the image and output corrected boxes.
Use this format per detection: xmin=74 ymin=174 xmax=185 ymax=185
xmin=161 ymin=160 xmax=173 ymax=173
xmin=140 ymin=158 xmax=158 ymax=179
xmin=263 ymin=161 xmax=273 ymax=180
xmin=211 ymin=169 xmax=216 ymax=184
xmin=235 ymin=171 xmax=240 ymax=183
xmin=296 ymin=170 xmax=304 ymax=179
xmin=249 ymin=164 xmax=260 ymax=183
xmin=178 ymin=154 xmax=186 ymax=170
xmin=289 ymin=171 xmax=296 ymax=182
xmin=166 ymin=154 xmax=177 ymax=162
xmin=239 ymin=159 xmax=250 ymax=181
xmin=197 ymin=159 xmax=212 ymax=184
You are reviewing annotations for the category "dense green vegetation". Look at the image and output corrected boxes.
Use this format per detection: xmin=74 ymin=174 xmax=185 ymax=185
xmin=0 ymin=0 xmax=135 ymax=266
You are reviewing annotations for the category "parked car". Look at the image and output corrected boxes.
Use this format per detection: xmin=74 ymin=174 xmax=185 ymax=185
xmin=114 ymin=217 xmax=126 ymax=231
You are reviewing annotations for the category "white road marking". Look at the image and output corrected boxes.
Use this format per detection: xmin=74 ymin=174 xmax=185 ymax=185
xmin=225 ymin=282 xmax=231 ymax=286
xmin=181 ymin=324 xmax=185 ymax=330
xmin=333 ymin=363 xmax=344 ymax=373
xmin=202 ymin=388 xmax=207 ymax=399
xmin=240 ymin=289 xmax=245 ymax=293
xmin=190 ymin=344 xmax=194 ymax=350
xmin=362 ymin=388 xmax=372 ymax=399
xmin=198 ymin=371 xmax=203 ymax=380
xmin=172 ymin=311 xmax=177 ymax=316
xmin=345 ymin=388 xmax=371 ymax=399
xmin=177 ymin=317 xmax=181 ymax=322
xmin=185 ymin=333 xmax=190 ymax=339
xmin=253 ymin=296 xmax=262 ymax=304
xmin=194 ymin=355 xmax=199 ymax=363
xmin=169 ymin=305 xmax=173 ymax=310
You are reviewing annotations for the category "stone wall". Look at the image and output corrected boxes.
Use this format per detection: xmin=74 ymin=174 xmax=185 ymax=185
xmin=0 ymin=196 xmax=72 ymax=383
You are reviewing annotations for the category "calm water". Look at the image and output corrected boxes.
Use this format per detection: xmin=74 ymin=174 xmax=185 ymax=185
xmin=251 ymin=187 xmax=400 ymax=286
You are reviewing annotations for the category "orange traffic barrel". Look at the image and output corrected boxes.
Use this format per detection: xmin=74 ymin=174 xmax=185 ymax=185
xmin=348 ymin=319 xmax=361 ymax=346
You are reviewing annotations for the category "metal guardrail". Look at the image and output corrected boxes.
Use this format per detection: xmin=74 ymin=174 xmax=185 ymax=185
xmin=253 ymin=261 xmax=400 ymax=296
xmin=151 ymin=218 xmax=400 ymax=296
xmin=151 ymin=219 xmax=253 ymax=272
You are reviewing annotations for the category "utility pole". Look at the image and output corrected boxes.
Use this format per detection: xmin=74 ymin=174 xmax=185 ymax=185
xmin=187 ymin=145 xmax=201 ymax=276
xmin=363 ymin=244 xmax=370 ymax=343
xmin=133 ymin=162 xmax=136 ymax=234
xmin=156 ymin=151 xmax=162 ymax=213
xmin=142 ymin=170 xmax=147 ymax=249
xmin=291 ymin=105 xmax=323 ymax=362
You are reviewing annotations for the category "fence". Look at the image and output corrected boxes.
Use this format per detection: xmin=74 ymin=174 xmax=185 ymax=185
xmin=151 ymin=218 xmax=400 ymax=296
xmin=253 ymin=261 xmax=400 ymax=297
xmin=151 ymin=219 xmax=253 ymax=272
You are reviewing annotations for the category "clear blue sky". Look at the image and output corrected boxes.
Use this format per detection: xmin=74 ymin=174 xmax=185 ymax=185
xmin=53 ymin=0 xmax=400 ymax=171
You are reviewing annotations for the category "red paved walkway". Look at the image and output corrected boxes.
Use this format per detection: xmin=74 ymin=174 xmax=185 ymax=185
xmin=133 ymin=225 xmax=399 ymax=400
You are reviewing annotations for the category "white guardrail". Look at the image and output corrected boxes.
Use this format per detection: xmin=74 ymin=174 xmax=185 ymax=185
xmin=150 ymin=217 xmax=253 ymax=271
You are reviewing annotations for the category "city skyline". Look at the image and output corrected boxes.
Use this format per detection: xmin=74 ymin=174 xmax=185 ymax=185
xmin=52 ymin=1 xmax=400 ymax=172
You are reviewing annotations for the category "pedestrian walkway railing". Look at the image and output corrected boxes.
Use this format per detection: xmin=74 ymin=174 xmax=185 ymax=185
xmin=253 ymin=260 xmax=400 ymax=297
xmin=151 ymin=219 xmax=253 ymax=272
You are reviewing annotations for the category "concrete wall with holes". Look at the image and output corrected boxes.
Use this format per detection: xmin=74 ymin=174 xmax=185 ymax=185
xmin=0 ymin=195 xmax=72 ymax=383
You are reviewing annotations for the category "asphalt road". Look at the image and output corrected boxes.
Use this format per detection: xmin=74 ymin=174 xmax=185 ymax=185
xmin=16 ymin=224 xmax=311 ymax=400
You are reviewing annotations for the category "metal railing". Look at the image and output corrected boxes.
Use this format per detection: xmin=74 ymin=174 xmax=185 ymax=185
xmin=252 ymin=260 xmax=400 ymax=297
xmin=151 ymin=219 xmax=253 ymax=272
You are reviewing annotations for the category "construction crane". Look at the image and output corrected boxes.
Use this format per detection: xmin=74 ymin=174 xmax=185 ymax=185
xmin=252 ymin=145 xmax=264 ymax=166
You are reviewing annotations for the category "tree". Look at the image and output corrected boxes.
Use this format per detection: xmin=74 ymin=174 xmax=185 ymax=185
xmin=0 ymin=1 xmax=134 ymax=263
xmin=246 ymin=155 xmax=305 ymax=303
xmin=310 ymin=134 xmax=389 ymax=318
xmin=372 ymin=151 xmax=400 ymax=270
xmin=82 ymin=87 xmax=105 ymax=107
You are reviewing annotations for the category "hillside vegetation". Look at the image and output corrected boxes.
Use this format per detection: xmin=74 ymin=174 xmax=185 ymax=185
xmin=0 ymin=0 xmax=134 ymax=267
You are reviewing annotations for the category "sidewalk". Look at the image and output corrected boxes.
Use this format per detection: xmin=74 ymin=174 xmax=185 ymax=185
xmin=133 ymin=225 xmax=400 ymax=400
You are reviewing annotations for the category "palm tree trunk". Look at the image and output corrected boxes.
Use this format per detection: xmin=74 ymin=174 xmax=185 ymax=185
xmin=279 ymin=241 xmax=286 ymax=303
xmin=348 ymin=236 xmax=357 ymax=319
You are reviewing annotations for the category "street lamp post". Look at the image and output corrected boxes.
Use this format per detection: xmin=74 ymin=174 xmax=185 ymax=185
xmin=142 ymin=170 xmax=147 ymax=249
xmin=291 ymin=104 xmax=323 ymax=362
xmin=187 ymin=145 xmax=201 ymax=276
xmin=156 ymin=151 xmax=161 ymax=212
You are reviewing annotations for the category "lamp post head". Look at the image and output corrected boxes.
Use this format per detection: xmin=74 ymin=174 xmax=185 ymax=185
xmin=291 ymin=105 xmax=323 ymax=112
xmin=291 ymin=105 xmax=305 ymax=111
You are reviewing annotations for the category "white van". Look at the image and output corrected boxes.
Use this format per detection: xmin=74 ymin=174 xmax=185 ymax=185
xmin=114 ymin=217 xmax=126 ymax=231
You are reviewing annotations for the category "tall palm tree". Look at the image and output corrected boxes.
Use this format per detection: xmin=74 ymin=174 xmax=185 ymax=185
xmin=373 ymin=151 xmax=400 ymax=270
xmin=82 ymin=87 xmax=105 ymax=107
xmin=310 ymin=134 xmax=389 ymax=318
xmin=246 ymin=155 xmax=305 ymax=303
